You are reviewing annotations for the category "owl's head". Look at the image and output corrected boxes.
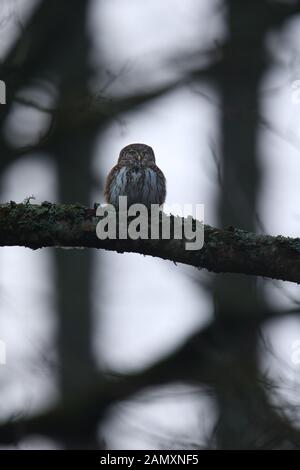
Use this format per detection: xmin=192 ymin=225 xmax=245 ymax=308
xmin=118 ymin=143 xmax=156 ymax=166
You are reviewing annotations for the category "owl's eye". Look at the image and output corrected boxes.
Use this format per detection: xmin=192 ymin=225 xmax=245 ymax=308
xmin=142 ymin=151 xmax=149 ymax=158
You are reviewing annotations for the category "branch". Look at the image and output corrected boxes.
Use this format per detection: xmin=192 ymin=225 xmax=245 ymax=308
xmin=0 ymin=202 xmax=300 ymax=284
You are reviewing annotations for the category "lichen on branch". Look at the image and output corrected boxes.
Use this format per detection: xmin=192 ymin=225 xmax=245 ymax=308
xmin=0 ymin=201 xmax=299 ymax=284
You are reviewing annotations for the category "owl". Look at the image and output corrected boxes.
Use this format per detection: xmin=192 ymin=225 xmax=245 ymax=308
xmin=104 ymin=143 xmax=166 ymax=209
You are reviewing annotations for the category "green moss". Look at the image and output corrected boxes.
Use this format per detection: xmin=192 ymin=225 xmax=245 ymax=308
xmin=287 ymin=238 xmax=300 ymax=253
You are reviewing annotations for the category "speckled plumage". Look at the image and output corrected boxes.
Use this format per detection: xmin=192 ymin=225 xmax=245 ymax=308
xmin=104 ymin=143 xmax=166 ymax=208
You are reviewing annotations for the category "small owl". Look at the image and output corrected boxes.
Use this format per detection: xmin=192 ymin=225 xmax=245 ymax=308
xmin=104 ymin=143 xmax=166 ymax=208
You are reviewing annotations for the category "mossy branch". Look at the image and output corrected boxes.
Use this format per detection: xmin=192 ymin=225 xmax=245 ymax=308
xmin=0 ymin=202 xmax=299 ymax=283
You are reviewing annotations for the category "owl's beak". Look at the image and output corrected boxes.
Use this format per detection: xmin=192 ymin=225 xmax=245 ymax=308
xmin=137 ymin=155 xmax=141 ymax=162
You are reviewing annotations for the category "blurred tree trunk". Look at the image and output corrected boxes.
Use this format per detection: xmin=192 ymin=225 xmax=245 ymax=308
xmin=213 ymin=0 xmax=268 ymax=449
xmin=49 ymin=1 xmax=101 ymax=449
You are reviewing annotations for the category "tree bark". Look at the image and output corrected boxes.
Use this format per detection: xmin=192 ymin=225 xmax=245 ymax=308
xmin=0 ymin=202 xmax=299 ymax=283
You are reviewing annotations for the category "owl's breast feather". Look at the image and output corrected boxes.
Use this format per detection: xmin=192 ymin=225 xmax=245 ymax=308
xmin=109 ymin=166 xmax=165 ymax=207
